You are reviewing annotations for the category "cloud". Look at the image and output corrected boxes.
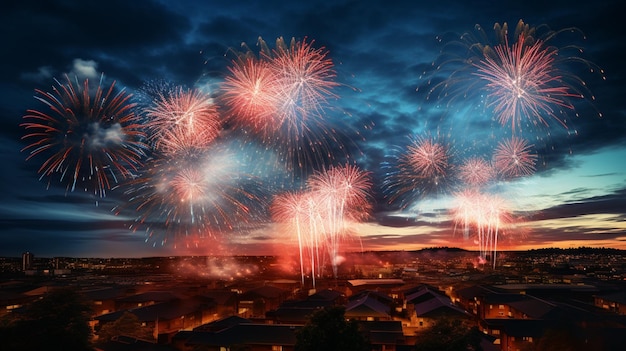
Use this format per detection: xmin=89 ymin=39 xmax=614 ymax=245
xmin=69 ymin=58 xmax=98 ymax=79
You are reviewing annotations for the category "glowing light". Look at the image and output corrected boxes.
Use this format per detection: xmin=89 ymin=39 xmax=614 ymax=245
xmin=20 ymin=74 xmax=147 ymax=198
xmin=145 ymin=86 xmax=221 ymax=155
xmin=493 ymin=136 xmax=537 ymax=178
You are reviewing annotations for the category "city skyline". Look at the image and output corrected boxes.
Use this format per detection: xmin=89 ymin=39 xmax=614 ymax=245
xmin=1 ymin=0 xmax=624 ymax=259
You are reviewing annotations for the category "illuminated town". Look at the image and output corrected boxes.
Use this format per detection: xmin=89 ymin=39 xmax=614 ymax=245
xmin=1 ymin=247 xmax=625 ymax=350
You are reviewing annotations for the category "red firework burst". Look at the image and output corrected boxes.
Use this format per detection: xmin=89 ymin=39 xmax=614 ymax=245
xmin=221 ymin=55 xmax=279 ymax=127
xmin=493 ymin=136 xmax=537 ymax=178
xmin=404 ymin=136 xmax=449 ymax=179
xmin=145 ymin=87 xmax=221 ymax=155
xmin=270 ymin=36 xmax=339 ymax=123
xmin=20 ymin=74 xmax=147 ymax=197
xmin=307 ymin=164 xmax=373 ymax=222
xmin=458 ymin=157 xmax=495 ymax=187
xmin=221 ymin=36 xmax=341 ymax=172
xmin=473 ymin=33 xmax=580 ymax=132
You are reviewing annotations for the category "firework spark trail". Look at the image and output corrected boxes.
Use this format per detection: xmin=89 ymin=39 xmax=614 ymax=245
xmin=458 ymin=157 xmax=495 ymax=188
xmin=452 ymin=191 xmax=513 ymax=268
xmin=221 ymin=36 xmax=342 ymax=174
xmin=115 ymin=141 xmax=268 ymax=249
xmin=271 ymin=191 xmax=309 ymax=286
xmin=20 ymin=74 xmax=147 ymax=198
xmin=270 ymin=37 xmax=339 ymax=122
xmin=421 ymin=19 xmax=604 ymax=137
xmin=221 ymin=55 xmax=279 ymax=129
xmin=493 ymin=136 xmax=537 ymax=179
xmin=307 ymin=164 xmax=372 ymax=278
xmin=145 ymin=86 xmax=221 ymax=155
xmin=473 ymin=34 xmax=578 ymax=133
xmin=382 ymin=135 xmax=453 ymax=209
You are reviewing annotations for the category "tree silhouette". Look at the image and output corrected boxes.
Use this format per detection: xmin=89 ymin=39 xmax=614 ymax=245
xmin=0 ymin=287 xmax=93 ymax=351
xmin=97 ymin=311 xmax=154 ymax=343
xmin=415 ymin=317 xmax=482 ymax=351
xmin=295 ymin=306 xmax=370 ymax=351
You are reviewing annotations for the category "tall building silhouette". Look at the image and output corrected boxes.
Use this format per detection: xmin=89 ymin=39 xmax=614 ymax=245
xmin=22 ymin=251 xmax=33 ymax=271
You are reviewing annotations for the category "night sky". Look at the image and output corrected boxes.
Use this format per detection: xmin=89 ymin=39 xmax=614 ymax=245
xmin=1 ymin=0 xmax=624 ymax=258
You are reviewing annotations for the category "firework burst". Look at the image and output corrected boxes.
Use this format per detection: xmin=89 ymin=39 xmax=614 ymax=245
xmin=20 ymin=74 xmax=147 ymax=198
xmin=458 ymin=157 xmax=495 ymax=187
xmin=421 ymin=19 xmax=604 ymax=135
xmin=451 ymin=190 xmax=514 ymax=268
xmin=114 ymin=141 xmax=269 ymax=248
xmin=382 ymin=135 xmax=454 ymax=209
xmin=144 ymin=86 xmax=222 ymax=155
xmin=493 ymin=136 xmax=537 ymax=179
xmin=221 ymin=36 xmax=344 ymax=174
xmin=307 ymin=163 xmax=372 ymax=277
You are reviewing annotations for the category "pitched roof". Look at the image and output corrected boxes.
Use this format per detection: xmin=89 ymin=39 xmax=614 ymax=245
xmin=193 ymin=315 xmax=252 ymax=332
xmin=307 ymin=289 xmax=343 ymax=301
xmin=345 ymin=295 xmax=391 ymax=318
xmin=413 ymin=295 xmax=469 ymax=318
xmin=116 ymin=291 xmax=182 ymax=303
xmin=348 ymin=279 xmax=404 ymax=287
xmin=405 ymin=285 xmax=447 ymax=304
xmin=240 ymin=285 xmax=287 ymax=300
xmin=508 ymin=297 xmax=556 ymax=319
xmin=184 ymin=324 xmax=301 ymax=346
xmin=96 ymin=296 xmax=214 ymax=322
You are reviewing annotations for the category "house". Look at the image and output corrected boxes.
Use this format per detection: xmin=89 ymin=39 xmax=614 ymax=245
xmin=115 ymin=291 xmax=184 ymax=311
xmin=177 ymin=322 xmax=300 ymax=351
xmin=594 ymin=291 xmax=626 ymax=315
xmin=95 ymin=295 xmax=217 ymax=343
xmin=82 ymin=286 xmax=129 ymax=316
xmin=238 ymin=285 xmax=289 ymax=318
xmin=410 ymin=294 xmax=471 ymax=331
xmin=345 ymin=294 xmax=392 ymax=321
xmin=356 ymin=320 xmax=408 ymax=351
xmin=200 ymin=289 xmax=239 ymax=317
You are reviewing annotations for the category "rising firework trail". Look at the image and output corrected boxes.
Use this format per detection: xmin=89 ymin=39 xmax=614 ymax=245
xmin=451 ymin=190 xmax=513 ymax=268
xmin=20 ymin=74 xmax=147 ymax=198
xmin=271 ymin=191 xmax=311 ymax=287
xmin=307 ymin=163 xmax=372 ymax=278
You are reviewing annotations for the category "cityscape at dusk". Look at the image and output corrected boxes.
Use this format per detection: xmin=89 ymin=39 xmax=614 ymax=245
xmin=1 ymin=0 xmax=625 ymax=260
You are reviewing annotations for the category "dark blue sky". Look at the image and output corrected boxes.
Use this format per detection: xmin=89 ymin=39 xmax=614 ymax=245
xmin=1 ymin=0 xmax=624 ymax=258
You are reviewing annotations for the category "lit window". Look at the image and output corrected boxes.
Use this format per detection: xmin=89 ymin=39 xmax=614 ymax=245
xmin=272 ymin=346 xmax=283 ymax=351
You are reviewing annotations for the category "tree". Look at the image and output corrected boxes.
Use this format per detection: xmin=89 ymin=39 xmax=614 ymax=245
xmin=97 ymin=311 xmax=154 ymax=343
xmin=295 ymin=306 xmax=370 ymax=351
xmin=415 ymin=317 xmax=483 ymax=351
xmin=534 ymin=323 xmax=587 ymax=351
xmin=0 ymin=287 xmax=94 ymax=351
